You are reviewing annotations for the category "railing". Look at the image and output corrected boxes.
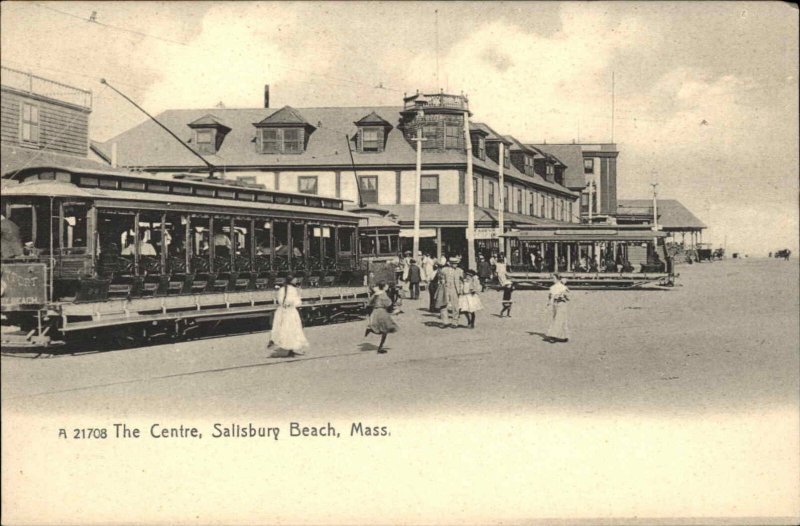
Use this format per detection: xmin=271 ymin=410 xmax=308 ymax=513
xmin=404 ymin=92 xmax=469 ymax=112
xmin=1 ymin=66 xmax=92 ymax=109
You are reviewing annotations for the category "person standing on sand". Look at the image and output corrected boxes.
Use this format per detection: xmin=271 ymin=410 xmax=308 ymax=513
xmin=268 ymin=274 xmax=309 ymax=357
xmin=435 ymin=257 xmax=464 ymax=327
xmin=407 ymin=259 xmax=421 ymax=299
xmin=427 ymin=261 xmax=440 ymax=312
xmin=364 ymin=281 xmax=398 ymax=354
xmin=544 ymin=273 xmax=570 ymax=343
xmin=458 ymin=269 xmax=483 ymax=328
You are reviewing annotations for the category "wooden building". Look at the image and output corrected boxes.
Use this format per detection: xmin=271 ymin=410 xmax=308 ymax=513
xmin=92 ymin=89 xmax=580 ymax=260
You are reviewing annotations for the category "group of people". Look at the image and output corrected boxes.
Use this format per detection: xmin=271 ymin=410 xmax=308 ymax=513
xmin=266 ymin=252 xmax=571 ymax=358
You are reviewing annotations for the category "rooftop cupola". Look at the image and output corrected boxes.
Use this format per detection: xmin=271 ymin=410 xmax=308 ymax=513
xmin=400 ymin=90 xmax=471 ymax=151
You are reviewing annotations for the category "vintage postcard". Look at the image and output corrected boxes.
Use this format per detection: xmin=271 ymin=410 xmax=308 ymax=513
xmin=1 ymin=1 xmax=798 ymax=524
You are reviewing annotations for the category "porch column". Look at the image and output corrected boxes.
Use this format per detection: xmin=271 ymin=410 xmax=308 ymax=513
xmin=436 ymin=227 xmax=442 ymax=260
xmin=554 ymin=242 xmax=559 ymax=271
xmin=566 ymin=243 xmax=571 ymax=271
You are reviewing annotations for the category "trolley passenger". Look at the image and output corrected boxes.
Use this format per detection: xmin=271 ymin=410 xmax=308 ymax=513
xmin=268 ymin=274 xmax=309 ymax=357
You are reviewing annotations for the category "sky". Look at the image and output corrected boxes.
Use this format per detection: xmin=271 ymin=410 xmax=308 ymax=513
xmin=1 ymin=1 xmax=797 ymax=255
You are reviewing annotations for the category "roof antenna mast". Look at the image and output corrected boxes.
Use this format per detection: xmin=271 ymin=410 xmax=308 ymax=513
xmin=435 ymin=9 xmax=440 ymax=90
xmin=100 ymin=78 xmax=218 ymax=178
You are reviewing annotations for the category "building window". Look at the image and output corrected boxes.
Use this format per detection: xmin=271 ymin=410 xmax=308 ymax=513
xmin=584 ymin=158 xmax=594 ymax=174
xmin=472 ymin=135 xmax=485 ymax=160
xmin=488 ymin=181 xmax=495 ymax=209
xmin=473 ymin=178 xmax=479 ymax=206
xmin=503 ymin=185 xmax=509 ymax=212
xmin=195 ymin=129 xmax=215 ymax=154
xmin=528 ymin=191 xmax=534 ymax=216
xmin=359 ymin=176 xmax=378 ymax=204
xmin=422 ymin=125 xmax=438 ymax=149
xmin=546 ymin=164 xmax=554 ymax=178
xmin=21 ymin=102 xmax=40 ymax=144
xmin=260 ymin=128 xmax=304 ymax=153
xmin=420 ymin=175 xmax=439 ymax=203
xmin=503 ymin=147 xmax=510 ymax=168
xmin=362 ymin=127 xmax=381 ymax=152
xmin=516 ymin=189 xmax=522 ymax=214
xmin=540 ymin=194 xmax=546 ymax=217
xmin=524 ymin=156 xmax=535 ymax=176
xmin=283 ymin=128 xmax=303 ymax=153
xmin=298 ymin=176 xmax=318 ymax=194
xmin=445 ymin=125 xmax=460 ymax=149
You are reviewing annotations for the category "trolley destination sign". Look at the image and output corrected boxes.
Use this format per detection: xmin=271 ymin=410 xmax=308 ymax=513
xmin=0 ymin=263 xmax=47 ymax=307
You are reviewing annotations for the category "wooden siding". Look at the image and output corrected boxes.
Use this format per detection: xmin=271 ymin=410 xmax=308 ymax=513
xmin=1 ymin=89 xmax=88 ymax=156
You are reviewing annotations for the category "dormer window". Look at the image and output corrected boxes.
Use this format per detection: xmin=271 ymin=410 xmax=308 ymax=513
xmin=503 ymin=147 xmax=510 ymax=168
xmin=254 ymin=106 xmax=315 ymax=155
xmin=354 ymin=111 xmax=392 ymax=153
xmin=195 ymin=129 xmax=214 ymax=154
xmin=259 ymin=128 xmax=305 ymax=154
xmin=523 ymin=155 xmax=535 ymax=176
xmin=362 ymin=127 xmax=381 ymax=152
xmin=188 ymin=114 xmax=231 ymax=155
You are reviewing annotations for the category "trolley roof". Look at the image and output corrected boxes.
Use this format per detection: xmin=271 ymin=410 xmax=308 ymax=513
xmin=504 ymin=225 xmax=668 ymax=242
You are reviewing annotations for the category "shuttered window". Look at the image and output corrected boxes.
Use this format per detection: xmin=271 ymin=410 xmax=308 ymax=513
xmin=421 ymin=125 xmax=438 ymax=149
xmin=259 ymin=128 xmax=304 ymax=153
xmin=444 ymin=125 xmax=460 ymax=149
xmin=21 ymin=103 xmax=40 ymax=144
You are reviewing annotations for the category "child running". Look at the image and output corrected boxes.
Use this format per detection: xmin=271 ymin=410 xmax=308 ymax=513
xmin=499 ymin=280 xmax=515 ymax=318
xmin=364 ymin=281 xmax=398 ymax=354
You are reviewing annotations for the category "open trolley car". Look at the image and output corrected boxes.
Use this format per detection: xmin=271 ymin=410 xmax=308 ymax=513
xmin=1 ymin=166 xmax=374 ymax=350
xmin=502 ymin=225 xmax=676 ymax=290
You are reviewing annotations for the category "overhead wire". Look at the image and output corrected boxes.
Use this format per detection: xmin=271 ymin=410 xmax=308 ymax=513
xmin=31 ymin=2 xmax=190 ymax=46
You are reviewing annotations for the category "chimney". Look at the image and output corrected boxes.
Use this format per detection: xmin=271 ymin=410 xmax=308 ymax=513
xmin=264 ymin=84 xmax=270 ymax=108
xmin=111 ymin=142 xmax=118 ymax=168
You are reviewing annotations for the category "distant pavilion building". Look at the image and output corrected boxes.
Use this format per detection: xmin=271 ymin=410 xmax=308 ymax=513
xmin=617 ymin=199 xmax=707 ymax=248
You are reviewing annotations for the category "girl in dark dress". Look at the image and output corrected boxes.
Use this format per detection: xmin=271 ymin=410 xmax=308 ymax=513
xmin=364 ymin=281 xmax=398 ymax=354
xmin=499 ymin=281 xmax=515 ymax=317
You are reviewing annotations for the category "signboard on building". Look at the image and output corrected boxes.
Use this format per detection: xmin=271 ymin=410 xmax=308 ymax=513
xmin=472 ymin=228 xmax=501 ymax=240
xmin=1 ymin=263 xmax=47 ymax=307
xmin=399 ymin=228 xmax=437 ymax=238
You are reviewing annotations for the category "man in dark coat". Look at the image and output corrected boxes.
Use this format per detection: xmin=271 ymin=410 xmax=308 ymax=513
xmin=477 ymin=254 xmax=492 ymax=289
xmin=407 ymin=259 xmax=421 ymax=299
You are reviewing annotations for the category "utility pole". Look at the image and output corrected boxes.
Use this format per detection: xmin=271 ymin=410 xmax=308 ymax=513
xmin=651 ymin=182 xmax=659 ymax=231
xmin=498 ymin=141 xmax=506 ymax=258
xmin=464 ymin=108 xmax=475 ymax=271
xmin=411 ymin=111 xmax=425 ymax=258
xmin=100 ymin=79 xmax=218 ymax=178
xmin=611 ymin=71 xmax=615 ymax=143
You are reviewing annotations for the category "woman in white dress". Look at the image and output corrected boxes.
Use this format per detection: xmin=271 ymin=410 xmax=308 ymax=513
xmin=268 ymin=274 xmax=309 ymax=357
xmin=545 ymin=273 xmax=570 ymax=343
xmin=494 ymin=254 xmax=509 ymax=287
xmin=458 ymin=269 xmax=483 ymax=329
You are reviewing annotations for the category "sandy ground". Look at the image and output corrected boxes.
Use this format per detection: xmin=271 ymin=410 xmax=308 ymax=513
xmin=2 ymin=257 xmax=798 ymax=417
xmin=3 ymin=257 xmax=799 ymax=524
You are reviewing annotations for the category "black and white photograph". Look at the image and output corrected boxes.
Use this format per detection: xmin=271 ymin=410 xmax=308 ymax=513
xmin=1 ymin=1 xmax=798 ymax=524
